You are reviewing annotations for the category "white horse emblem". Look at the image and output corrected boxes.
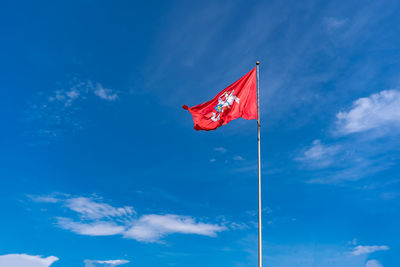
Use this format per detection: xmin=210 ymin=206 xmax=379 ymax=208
xmin=211 ymin=90 xmax=240 ymax=122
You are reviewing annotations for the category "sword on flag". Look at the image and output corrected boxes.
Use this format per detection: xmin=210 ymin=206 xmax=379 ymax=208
xmin=183 ymin=62 xmax=263 ymax=267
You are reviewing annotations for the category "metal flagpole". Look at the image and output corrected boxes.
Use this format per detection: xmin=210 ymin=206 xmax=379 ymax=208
xmin=256 ymin=61 xmax=262 ymax=267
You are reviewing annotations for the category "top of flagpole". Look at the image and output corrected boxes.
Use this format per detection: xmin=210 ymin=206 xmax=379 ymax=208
xmin=256 ymin=61 xmax=260 ymax=65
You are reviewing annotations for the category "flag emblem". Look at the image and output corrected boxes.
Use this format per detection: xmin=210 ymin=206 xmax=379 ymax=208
xmin=212 ymin=91 xmax=240 ymax=121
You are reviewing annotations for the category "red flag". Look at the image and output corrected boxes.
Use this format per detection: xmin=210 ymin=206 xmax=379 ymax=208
xmin=183 ymin=67 xmax=258 ymax=131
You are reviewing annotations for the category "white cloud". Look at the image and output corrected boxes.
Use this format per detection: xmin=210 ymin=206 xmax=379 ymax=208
xmin=93 ymin=84 xmax=118 ymax=101
xmin=29 ymin=195 xmax=61 ymax=203
xmin=352 ymin=245 xmax=389 ymax=255
xmin=48 ymin=88 xmax=80 ymax=107
xmin=84 ymin=259 xmax=129 ymax=267
xmin=0 ymin=254 xmax=59 ymax=267
xmin=336 ymin=90 xmax=400 ymax=135
xmin=26 ymin=80 xmax=118 ymax=144
xmin=233 ymin=155 xmax=245 ymax=161
xmin=32 ymin=194 xmax=226 ymax=243
xmin=66 ymin=89 xmax=80 ymax=99
xmin=296 ymin=140 xmax=341 ymax=168
xmin=209 ymin=158 xmax=216 ymax=162
xmin=65 ymin=197 xmax=135 ymax=220
xmin=365 ymin=260 xmax=382 ymax=267
xmin=366 ymin=259 xmax=383 ymax=267
xmin=214 ymin=147 xmax=227 ymax=153
xmin=57 ymin=217 xmax=126 ymax=236
xmin=123 ymin=214 xmax=225 ymax=242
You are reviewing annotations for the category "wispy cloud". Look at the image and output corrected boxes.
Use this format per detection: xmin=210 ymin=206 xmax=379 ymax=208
xmin=84 ymin=259 xmax=129 ymax=267
xmin=233 ymin=155 xmax=245 ymax=161
xmin=234 ymin=240 xmax=367 ymax=267
xmin=25 ymin=79 xmax=118 ymax=144
xmin=296 ymin=89 xmax=400 ymax=184
xmin=93 ymin=84 xmax=118 ymax=101
xmin=31 ymin=194 xmax=226 ymax=243
xmin=124 ymin=214 xmax=225 ymax=242
xmin=296 ymin=140 xmax=341 ymax=168
xmin=0 ymin=254 xmax=59 ymax=267
xmin=64 ymin=197 xmax=135 ymax=220
xmin=324 ymin=17 xmax=348 ymax=30
xmin=336 ymin=90 xmax=400 ymax=135
xmin=28 ymin=195 xmax=61 ymax=203
xmin=295 ymin=138 xmax=389 ymax=184
xmin=214 ymin=147 xmax=227 ymax=153
xmin=48 ymin=88 xmax=80 ymax=107
xmin=306 ymin=159 xmax=389 ymax=184
xmin=365 ymin=259 xmax=383 ymax=267
xmin=351 ymin=245 xmax=389 ymax=255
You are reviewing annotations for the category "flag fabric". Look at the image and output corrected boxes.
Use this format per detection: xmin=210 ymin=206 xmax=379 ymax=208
xmin=183 ymin=67 xmax=258 ymax=131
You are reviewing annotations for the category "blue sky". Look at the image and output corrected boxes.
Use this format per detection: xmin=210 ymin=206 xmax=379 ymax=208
xmin=1 ymin=0 xmax=400 ymax=266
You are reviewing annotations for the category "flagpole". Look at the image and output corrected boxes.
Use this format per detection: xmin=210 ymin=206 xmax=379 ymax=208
xmin=256 ymin=61 xmax=262 ymax=267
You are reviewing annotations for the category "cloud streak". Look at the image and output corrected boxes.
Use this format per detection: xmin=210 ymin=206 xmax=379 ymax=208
xmin=32 ymin=194 xmax=226 ymax=243
xmin=0 ymin=254 xmax=59 ymax=267
xmin=233 ymin=155 xmax=245 ymax=161
xmin=351 ymin=245 xmax=389 ymax=255
xmin=57 ymin=218 xmax=126 ymax=236
xmin=124 ymin=214 xmax=225 ymax=242
xmin=84 ymin=259 xmax=129 ymax=267
xmin=64 ymin=197 xmax=135 ymax=220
